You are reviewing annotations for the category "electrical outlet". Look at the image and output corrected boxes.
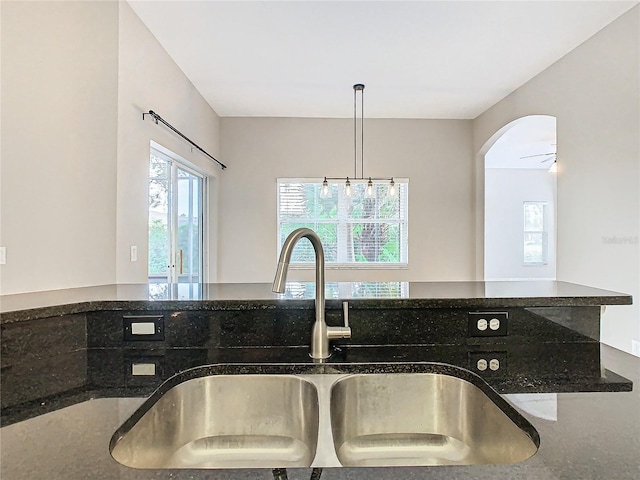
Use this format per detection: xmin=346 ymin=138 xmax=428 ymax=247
xmin=0 ymin=247 xmax=6 ymax=265
xmin=468 ymin=311 xmax=508 ymax=337
xmin=469 ymin=351 xmax=508 ymax=375
xmin=130 ymin=245 xmax=138 ymax=262
xmin=632 ymin=339 xmax=640 ymax=357
xmin=123 ymin=315 xmax=164 ymax=341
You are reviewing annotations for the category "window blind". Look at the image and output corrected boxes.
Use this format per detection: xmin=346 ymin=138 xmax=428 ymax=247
xmin=277 ymin=179 xmax=409 ymax=268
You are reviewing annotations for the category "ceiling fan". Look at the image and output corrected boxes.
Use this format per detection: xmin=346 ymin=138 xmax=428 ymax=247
xmin=520 ymin=144 xmax=557 ymax=164
xmin=520 ymin=151 xmax=556 ymax=163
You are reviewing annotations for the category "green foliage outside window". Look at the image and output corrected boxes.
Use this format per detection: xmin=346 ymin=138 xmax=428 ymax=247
xmin=278 ymin=181 xmax=408 ymax=265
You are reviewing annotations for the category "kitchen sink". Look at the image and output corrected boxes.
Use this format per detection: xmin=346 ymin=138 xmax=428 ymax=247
xmin=110 ymin=365 xmax=538 ymax=469
xmin=329 ymin=372 xmax=539 ymax=467
xmin=110 ymin=374 xmax=319 ymax=469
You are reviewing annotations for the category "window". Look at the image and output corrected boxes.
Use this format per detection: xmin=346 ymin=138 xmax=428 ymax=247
xmin=523 ymin=201 xmax=548 ymax=265
xmin=149 ymin=146 xmax=206 ymax=283
xmin=277 ymin=179 xmax=408 ymax=268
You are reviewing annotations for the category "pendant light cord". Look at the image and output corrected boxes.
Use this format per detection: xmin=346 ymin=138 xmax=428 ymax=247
xmin=323 ymin=84 xmax=396 ymax=199
xmin=361 ymin=86 xmax=364 ymax=179
xmin=353 ymin=84 xmax=365 ymax=179
xmin=353 ymin=86 xmax=357 ymax=178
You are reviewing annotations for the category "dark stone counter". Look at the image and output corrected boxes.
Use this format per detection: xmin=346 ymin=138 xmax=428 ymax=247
xmin=1 ymin=282 xmax=637 ymax=479
xmin=1 ymin=344 xmax=638 ymax=480
xmin=0 ymin=281 xmax=632 ymax=323
xmin=1 ymin=342 xmax=632 ymax=427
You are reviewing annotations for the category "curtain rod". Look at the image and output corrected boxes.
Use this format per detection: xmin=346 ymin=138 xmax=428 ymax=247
xmin=142 ymin=110 xmax=227 ymax=170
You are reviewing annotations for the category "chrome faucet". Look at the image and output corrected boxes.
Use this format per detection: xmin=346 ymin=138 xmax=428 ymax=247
xmin=272 ymin=228 xmax=351 ymax=360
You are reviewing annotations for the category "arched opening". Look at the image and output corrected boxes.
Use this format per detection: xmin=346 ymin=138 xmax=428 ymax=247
xmin=480 ymin=115 xmax=557 ymax=281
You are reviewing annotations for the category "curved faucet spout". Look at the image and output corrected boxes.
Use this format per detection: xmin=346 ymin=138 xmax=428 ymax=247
xmin=273 ymin=228 xmax=350 ymax=360
xmin=272 ymin=228 xmax=325 ymax=322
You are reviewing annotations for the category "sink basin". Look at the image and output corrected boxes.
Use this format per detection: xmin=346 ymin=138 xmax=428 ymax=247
xmin=330 ymin=372 xmax=539 ymax=467
xmin=110 ymin=374 xmax=319 ymax=469
xmin=110 ymin=366 xmax=539 ymax=469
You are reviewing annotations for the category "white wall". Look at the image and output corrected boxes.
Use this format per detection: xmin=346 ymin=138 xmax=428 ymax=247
xmin=485 ymin=169 xmax=557 ymax=280
xmin=1 ymin=1 xmax=119 ymax=294
xmin=219 ymin=117 xmax=474 ymax=283
xmin=474 ymin=7 xmax=640 ymax=353
xmin=116 ymin=2 xmax=222 ymax=284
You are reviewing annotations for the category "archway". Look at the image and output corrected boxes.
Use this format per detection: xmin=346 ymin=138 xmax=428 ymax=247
xmin=480 ymin=115 xmax=557 ymax=280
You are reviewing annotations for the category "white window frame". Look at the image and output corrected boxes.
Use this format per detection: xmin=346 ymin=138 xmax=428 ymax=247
xmin=276 ymin=177 xmax=409 ymax=270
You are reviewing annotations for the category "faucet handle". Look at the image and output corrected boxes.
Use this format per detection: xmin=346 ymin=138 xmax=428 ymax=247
xmin=342 ymin=301 xmax=349 ymax=328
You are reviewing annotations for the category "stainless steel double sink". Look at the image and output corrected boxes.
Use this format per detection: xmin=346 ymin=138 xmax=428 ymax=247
xmin=110 ymin=366 xmax=539 ymax=469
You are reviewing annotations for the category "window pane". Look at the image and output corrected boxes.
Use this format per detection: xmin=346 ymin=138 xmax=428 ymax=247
xmin=278 ymin=183 xmax=338 ymax=220
xmin=279 ymin=222 xmax=338 ymax=262
xmin=524 ymin=233 xmax=544 ymax=264
xmin=523 ymin=201 xmax=548 ymax=265
xmin=149 ymin=156 xmax=170 ymax=277
xmin=177 ymin=170 xmax=202 ymax=282
xmin=349 ymin=222 xmax=402 ymax=262
xmin=149 ymin=154 xmax=169 ymax=179
xmin=524 ymin=203 xmax=544 ymax=231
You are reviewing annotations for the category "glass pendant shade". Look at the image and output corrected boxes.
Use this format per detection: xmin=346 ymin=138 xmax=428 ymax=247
xmin=320 ymin=177 xmax=332 ymax=198
xmin=387 ymin=178 xmax=397 ymax=197
xmin=344 ymin=178 xmax=352 ymax=197
xmin=365 ymin=178 xmax=375 ymax=198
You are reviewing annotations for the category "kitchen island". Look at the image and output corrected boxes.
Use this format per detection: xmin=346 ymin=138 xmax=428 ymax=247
xmin=1 ymin=281 xmax=638 ymax=479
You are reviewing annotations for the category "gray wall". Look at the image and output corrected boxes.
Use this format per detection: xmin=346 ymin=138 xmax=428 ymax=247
xmin=219 ymin=117 xmax=474 ymax=283
xmin=474 ymin=6 xmax=640 ymax=353
xmin=1 ymin=1 xmax=119 ymax=293
xmin=485 ymin=168 xmax=557 ymax=280
xmin=0 ymin=1 xmax=222 ymax=293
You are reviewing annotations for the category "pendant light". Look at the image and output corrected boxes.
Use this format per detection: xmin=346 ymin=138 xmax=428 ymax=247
xmin=321 ymin=177 xmax=331 ymax=198
xmin=365 ymin=177 xmax=374 ymax=198
xmin=320 ymin=84 xmax=398 ymax=199
xmin=388 ymin=178 xmax=396 ymax=197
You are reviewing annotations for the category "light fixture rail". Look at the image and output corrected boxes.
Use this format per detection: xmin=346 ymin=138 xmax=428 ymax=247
xmin=320 ymin=84 xmax=397 ymax=199
xmin=142 ymin=110 xmax=227 ymax=170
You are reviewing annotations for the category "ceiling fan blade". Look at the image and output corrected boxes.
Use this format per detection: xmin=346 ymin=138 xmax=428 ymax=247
xmin=520 ymin=152 xmax=556 ymax=159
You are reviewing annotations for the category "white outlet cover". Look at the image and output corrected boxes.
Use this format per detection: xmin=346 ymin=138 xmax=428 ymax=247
xmin=132 ymin=363 xmax=156 ymax=376
xmin=131 ymin=322 xmax=155 ymax=335
xmin=130 ymin=245 xmax=138 ymax=262
xmin=632 ymin=339 xmax=640 ymax=357
xmin=0 ymin=247 xmax=5 ymax=265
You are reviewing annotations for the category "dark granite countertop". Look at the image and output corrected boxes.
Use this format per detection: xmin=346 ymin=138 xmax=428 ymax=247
xmin=0 ymin=280 xmax=632 ymax=323
xmin=1 ymin=344 xmax=638 ymax=479
xmin=1 ymin=282 xmax=637 ymax=479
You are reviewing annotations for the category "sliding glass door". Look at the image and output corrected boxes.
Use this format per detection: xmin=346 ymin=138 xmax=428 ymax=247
xmin=149 ymin=147 xmax=205 ymax=283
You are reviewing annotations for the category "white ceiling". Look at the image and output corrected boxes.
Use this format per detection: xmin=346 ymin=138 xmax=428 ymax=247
xmin=128 ymin=1 xmax=637 ymax=119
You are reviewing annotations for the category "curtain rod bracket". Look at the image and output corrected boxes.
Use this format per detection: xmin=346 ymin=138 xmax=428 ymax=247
xmin=142 ymin=110 xmax=227 ymax=170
